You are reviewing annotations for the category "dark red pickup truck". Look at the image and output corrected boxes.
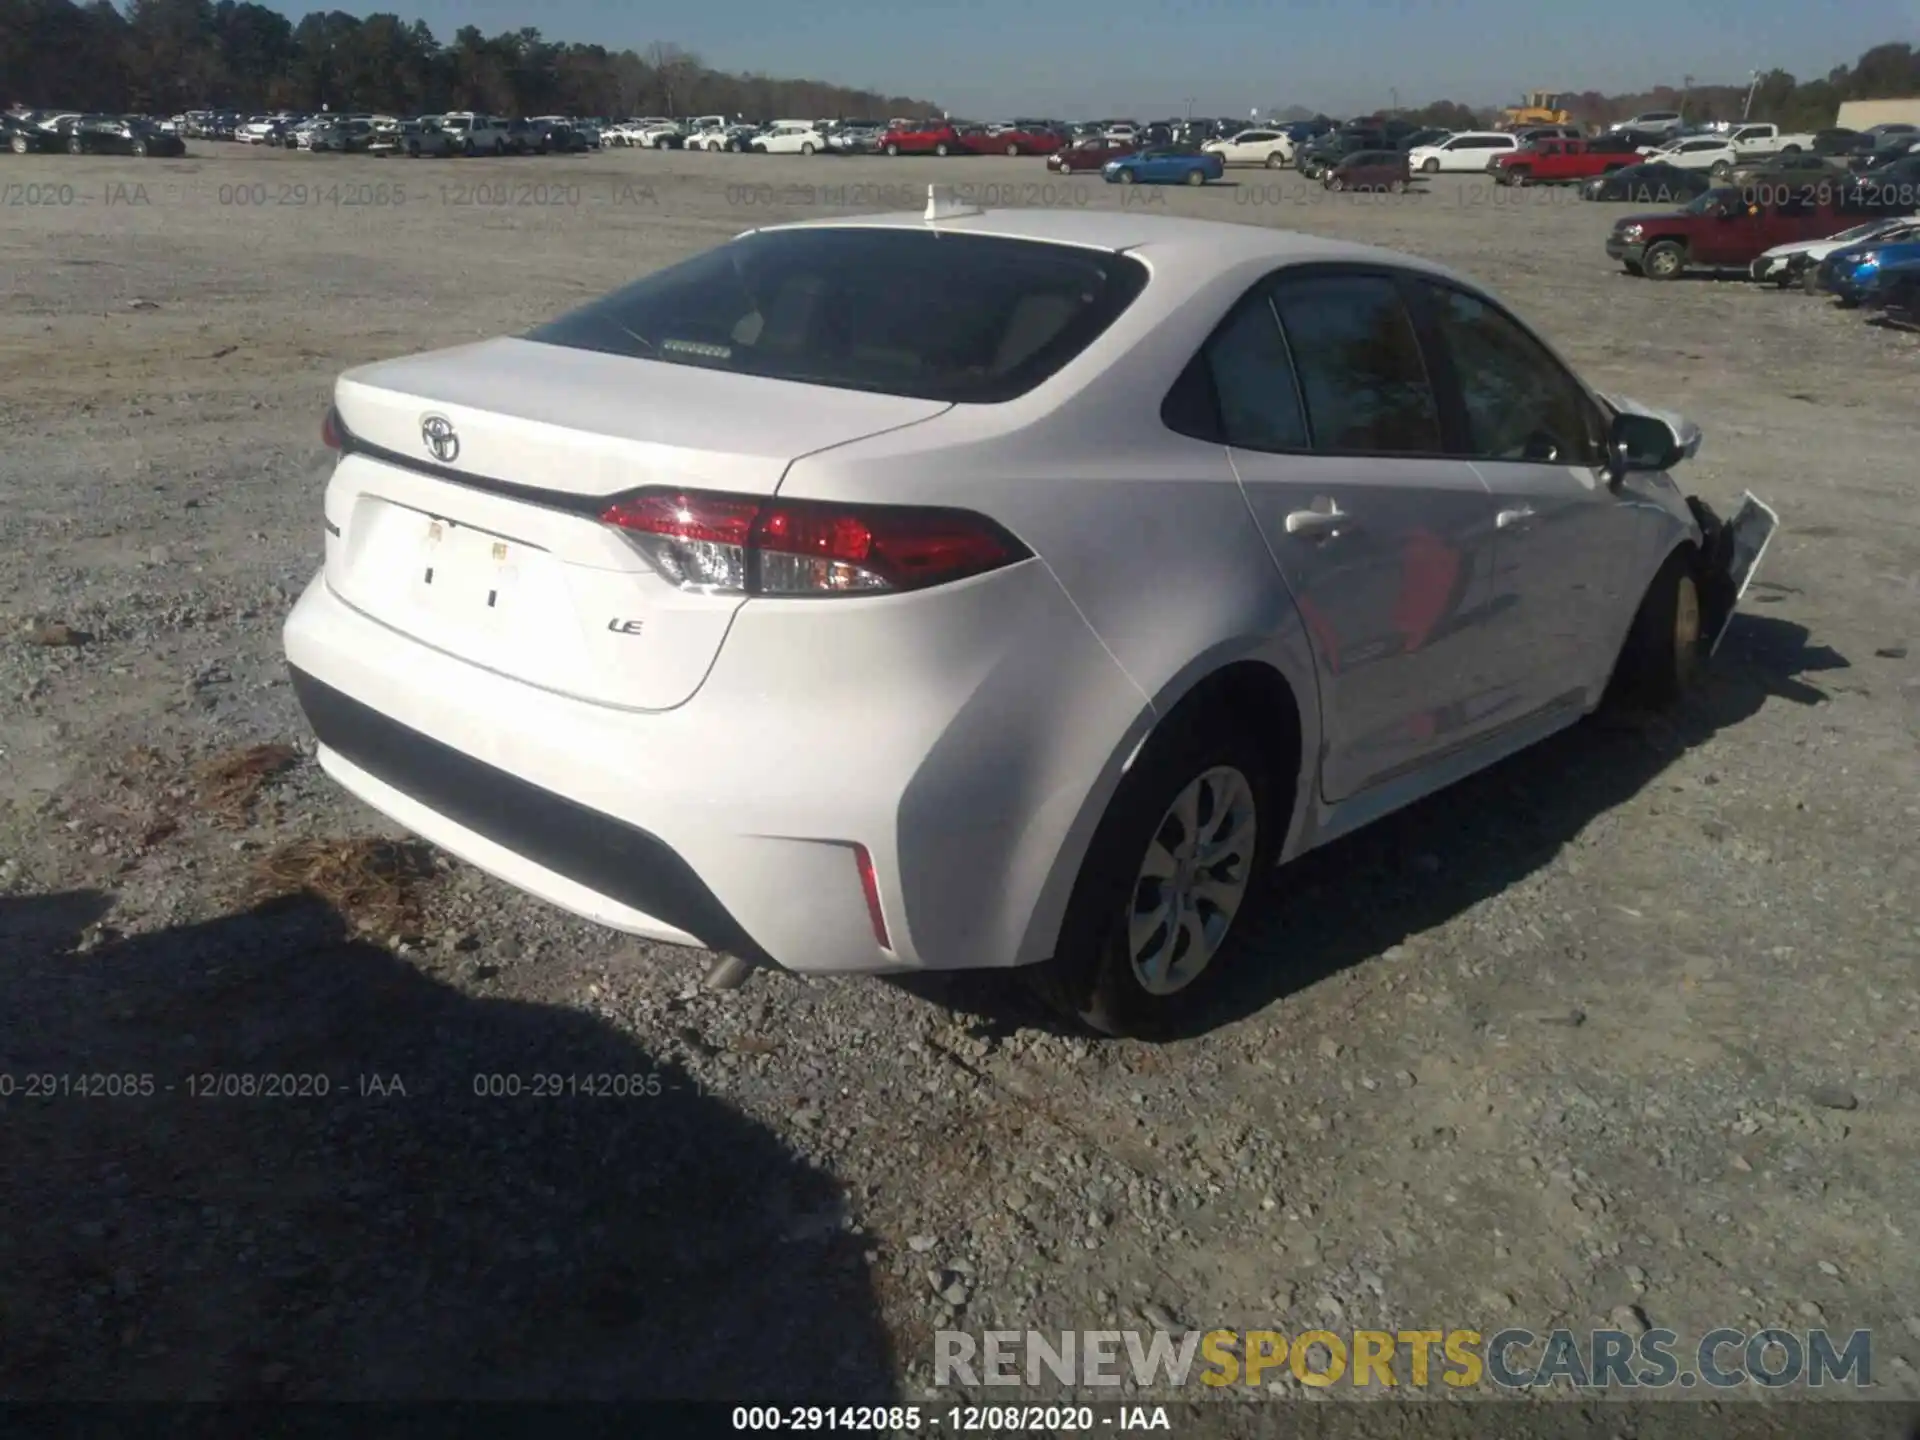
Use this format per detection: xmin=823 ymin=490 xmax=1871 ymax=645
xmin=1603 ymin=185 xmax=1899 ymax=278
xmin=1495 ymin=135 xmax=1640 ymax=184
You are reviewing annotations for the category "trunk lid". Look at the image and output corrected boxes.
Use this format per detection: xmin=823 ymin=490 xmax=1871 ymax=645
xmin=323 ymin=338 xmax=951 ymax=711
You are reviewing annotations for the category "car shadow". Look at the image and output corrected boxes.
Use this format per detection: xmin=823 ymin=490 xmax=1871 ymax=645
xmin=901 ymin=612 xmax=1847 ymax=1042
xmin=0 ymin=890 xmax=892 ymax=1400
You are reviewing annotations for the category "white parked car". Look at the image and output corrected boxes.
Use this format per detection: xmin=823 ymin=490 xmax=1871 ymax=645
xmin=1750 ymin=217 xmax=1920 ymax=286
xmin=605 ymin=118 xmax=667 ymax=147
xmin=1407 ymin=131 xmax=1519 ymax=172
xmin=1612 ymin=110 xmax=1683 ymax=137
xmin=286 ymin=197 xmax=1769 ymax=1038
xmin=238 ymin=116 xmax=279 ymax=143
xmin=751 ymin=121 xmax=826 ymax=155
xmin=1636 ymin=135 xmax=1740 ymax=172
xmin=440 ymin=112 xmax=510 ymax=155
xmin=1201 ymin=128 xmax=1295 ymax=168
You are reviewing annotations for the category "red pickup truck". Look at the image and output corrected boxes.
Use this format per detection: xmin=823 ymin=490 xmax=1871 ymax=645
xmin=1494 ymin=135 xmax=1641 ymax=185
xmin=1604 ymin=186 xmax=1897 ymax=278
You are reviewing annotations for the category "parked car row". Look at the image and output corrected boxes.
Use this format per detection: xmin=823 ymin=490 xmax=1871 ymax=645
xmin=3 ymin=111 xmax=184 ymax=156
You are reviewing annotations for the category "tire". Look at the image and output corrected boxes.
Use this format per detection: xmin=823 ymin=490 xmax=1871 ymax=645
xmin=68 ymin=135 xmax=82 ymax=154
xmin=1642 ymin=240 xmax=1686 ymax=280
xmin=1006 ymin=142 xmax=1021 ymax=156
xmin=1802 ymin=265 xmax=1823 ymax=295
xmin=1266 ymin=152 xmax=1286 ymax=168
xmin=1422 ymin=157 xmax=1440 ymax=173
xmin=1028 ymin=711 xmax=1277 ymax=1039
xmin=800 ymin=142 xmax=815 ymax=155
xmin=1390 ymin=177 xmax=1408 ymax=193
xmin=935 ymin=142 xmax=950 ymax=156
xmin=1710 ymin=160 xmax=1731 ymax=177
xmin=1185 ymin=167 xmax=1204 ymax=185
xmin=1606 ymin=546 xmax=1706 ymax=710
xmin=463 ymin=139 xmax=475 ymax=156
xmin=1780 ymin=144 xmax=1800 ymax=154
xmin=10 ymin=134 xmax=27 ymax=155
xmin=885 ymin=143 xmax=899 ymax=156
xmin=1115 ymin=168 xmax=1134 ymax=183
xmin=1325 ymin=175 xmax=1345 ymax=191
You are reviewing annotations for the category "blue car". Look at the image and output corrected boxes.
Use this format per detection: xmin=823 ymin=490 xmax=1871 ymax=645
xmin=1860 ymin=253 xmax=1920 ymax=320
xmin=1104 ymin=147 xmax=1225 ymax=186
xmin=1816 ymin=236 xmax=1920 ymax=305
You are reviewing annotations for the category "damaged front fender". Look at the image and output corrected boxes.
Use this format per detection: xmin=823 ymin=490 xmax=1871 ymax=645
xmin=1687 ymin=491 xmax=1780 ymax=657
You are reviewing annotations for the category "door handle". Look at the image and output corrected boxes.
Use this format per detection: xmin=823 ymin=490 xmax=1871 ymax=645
xmin=1285 ymin=504 xmax=1360 ymax=538
xmin=1496 ymin=506 xmax=1536 ymax=529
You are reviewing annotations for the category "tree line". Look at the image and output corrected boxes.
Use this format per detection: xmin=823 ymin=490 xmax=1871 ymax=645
xmin=0 ymin=0 xmax=942 ymax=120
xmin=2 ymin=4 xmax=1915 ymax=130
xmin=1292 ymin=42 xmax=1920 ymax=133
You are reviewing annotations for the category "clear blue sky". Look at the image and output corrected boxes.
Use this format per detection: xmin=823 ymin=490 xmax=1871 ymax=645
xmin=272 ymin=0 xmax=1914 ymax=117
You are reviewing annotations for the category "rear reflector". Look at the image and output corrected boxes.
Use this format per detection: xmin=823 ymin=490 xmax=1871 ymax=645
xmin=853 ymin=844 xmax=890 ymax=949
xmin=599 ymin=488 xmax=1028 ymax=596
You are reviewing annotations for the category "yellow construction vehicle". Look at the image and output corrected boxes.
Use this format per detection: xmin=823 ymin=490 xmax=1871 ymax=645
xmin=1502 ymin=90 xmax=1572 ymax=128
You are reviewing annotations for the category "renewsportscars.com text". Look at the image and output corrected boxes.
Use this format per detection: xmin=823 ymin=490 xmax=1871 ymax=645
xmin=934 ymin=1326 xmax=1874 ymax=1391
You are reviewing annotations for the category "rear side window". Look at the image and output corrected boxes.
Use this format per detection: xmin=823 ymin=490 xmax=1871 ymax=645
xmin=1269 ymin=276 xmax=1442 ymax=454
xmin=526 ymin=228 xmax=1148 ymax=404
xmin=1197 ymin=299 xmax=1308 ymax=450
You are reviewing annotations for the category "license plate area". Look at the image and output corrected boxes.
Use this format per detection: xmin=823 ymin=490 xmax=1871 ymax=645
xmin=417 ymin=515 xmax=529 ymax=622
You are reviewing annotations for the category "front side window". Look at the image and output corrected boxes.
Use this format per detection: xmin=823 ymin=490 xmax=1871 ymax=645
xmin=527 ymin=228 xmax=1148 ymax=404
xmin=1269 ymin=275 xmax=1442 ymax=454
xmin=1419 ymin=284 xmax=1603 ymax=466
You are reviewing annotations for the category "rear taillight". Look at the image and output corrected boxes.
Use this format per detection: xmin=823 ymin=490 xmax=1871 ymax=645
xmin=598 ymin=488 xmax=1029 ymax=596
xmin=321 ymin=404 xmax=343 ymax=451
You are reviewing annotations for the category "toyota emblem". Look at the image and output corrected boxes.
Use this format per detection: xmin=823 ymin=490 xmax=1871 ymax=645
xmin=421 ymin=413 xmax=459 ymax=463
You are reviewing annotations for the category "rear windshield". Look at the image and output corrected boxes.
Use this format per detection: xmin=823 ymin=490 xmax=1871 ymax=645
xmin=525 ymin=227 xmax=1150 ymax=403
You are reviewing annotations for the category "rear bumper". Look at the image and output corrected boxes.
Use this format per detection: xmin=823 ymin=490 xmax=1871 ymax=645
xmin=284 ymin=563 xmax=1147 ymax=976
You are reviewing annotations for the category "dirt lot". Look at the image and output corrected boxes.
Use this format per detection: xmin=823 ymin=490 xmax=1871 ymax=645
xmin=1 ymin=142 xmax=1917 ymax=1419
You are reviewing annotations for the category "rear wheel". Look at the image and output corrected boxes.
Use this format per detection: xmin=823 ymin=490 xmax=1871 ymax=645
xmin=12 ymin=134 xmax=29 ymax=154
xmin=1606 ymin=547 xmax=1706 ymax=709
xmin=1029 ymin=714 xmax=1277 ymax=1039
xmin=1185 ymin=167 xmax=1204 ymax=185
xmin=1115 ymin=168 xmax=1135 ymax=183
xmin=935 ymin=142 xmax=951 ymax=156
xmin=1006 ymin=141 xmax=1021 ymax=156
xmin=1266 ymin=152 xmax=1287 ymax=169
xmin=1643 ymin=240 xmax=1686 ymax=280
xmin=1325 ymin=174 xmax=1345 ymax=191
xmin=1801 ymin=265 xmax=1823 ymax=295
xmin=801 ymin=141 xmax=815 ymax=155
xmin=1389 ymin=177 xmax=1408 ymax=193
xmin=1710 ymin=159 xmax=1731 ymax=177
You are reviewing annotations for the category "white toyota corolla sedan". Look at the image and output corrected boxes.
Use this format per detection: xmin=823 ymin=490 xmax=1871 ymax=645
xmin=284 ymin=189 xmax=1771 ymax=1037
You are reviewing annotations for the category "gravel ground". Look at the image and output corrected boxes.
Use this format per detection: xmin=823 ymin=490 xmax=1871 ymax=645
xmin=1 ymin=144 xmax=1917 ymax=1419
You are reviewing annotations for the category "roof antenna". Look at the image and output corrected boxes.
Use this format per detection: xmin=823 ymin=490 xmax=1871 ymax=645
xmin=925 ymin=183 xmax=983 ymax=221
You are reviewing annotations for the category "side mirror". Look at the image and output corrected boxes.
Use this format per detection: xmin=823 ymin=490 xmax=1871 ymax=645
xmin=1605 ymin=410 xmax=1685 ymax=485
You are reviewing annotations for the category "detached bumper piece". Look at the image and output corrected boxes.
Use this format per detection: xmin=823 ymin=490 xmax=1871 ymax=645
xmin=1686 ymin=493 xmax=1780 ymax=657
xmin=287 ymin=666 xmax=772 ymax=965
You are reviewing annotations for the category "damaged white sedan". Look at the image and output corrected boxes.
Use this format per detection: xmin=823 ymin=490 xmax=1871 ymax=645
xmin=284 ymin=190 xmax=1774 ymax=1038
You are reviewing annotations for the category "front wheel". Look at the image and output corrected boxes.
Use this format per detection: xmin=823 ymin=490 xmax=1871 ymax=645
xmin=1114 ymin=168 xmax=1135 ymax=183
xmin=885 ymin=142 xmax=900 ymax=156
xmin=1389 ymin=177 xmax=1407 ymax=193
xmin=934 ymin=142 xmax=950 ymax=156
xmin=1606 ymin=546 xmax=1706 ymax=709
xmin=1325 ymin=174 xmax=1345 ymax=191
xmin=1710 ymin=160 xmax=1731 ymax=177
xmin=68 ymin=135 xmax=83 ymax=154
xmin=1185 ymin=167 xmax=1204 ymax=185
xmin=1006 ymin=142 xmax=1021 ymax=156
xmin=1266 ymin=151 xmax=1287 ymax=169
xmin=1029 ymin=715 xmax=1276 ymax=1039
xmin=1422 ymin=157 xmax=1440 ymax=173
xmin=1643 ymin=240 xmax=1686 ymax=280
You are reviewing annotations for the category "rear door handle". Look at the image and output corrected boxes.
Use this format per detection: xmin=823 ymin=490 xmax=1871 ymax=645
xmin=1285 ymin=504 xmax=1361 ymax=538
xmin=1497 ymin=506 xmax=1536 ymax=529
